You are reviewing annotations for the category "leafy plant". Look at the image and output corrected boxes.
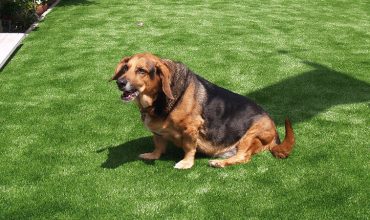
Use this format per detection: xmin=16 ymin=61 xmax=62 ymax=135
xmin=0 ymin=0 xmax=38 ymax=32
xmin=35 ymin=0 xmax=48 ymax=5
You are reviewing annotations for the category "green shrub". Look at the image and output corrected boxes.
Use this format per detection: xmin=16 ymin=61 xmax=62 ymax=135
xmin=0 ymin=0 xmax=38 ymax=32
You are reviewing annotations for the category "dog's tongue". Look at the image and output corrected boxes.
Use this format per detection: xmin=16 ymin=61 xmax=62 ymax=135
xmin=121 ymin=91 xmax=132 ymax=101
xmin=123 ymin=91 xmax=133 ymax=98
xmin=121 ymin=90 xmax=138 ymax=101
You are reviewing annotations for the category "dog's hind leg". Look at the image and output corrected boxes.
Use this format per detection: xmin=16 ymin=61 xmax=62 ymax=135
xmin=215 ymin=147 xmax=237 ymax=159
xmin=209 ymin=137 xmax=263 ymax=168
xmin=209 ymin=115 xmax=276 ymax=168
xmin=139 ymin=134 xmax=167 ymax=160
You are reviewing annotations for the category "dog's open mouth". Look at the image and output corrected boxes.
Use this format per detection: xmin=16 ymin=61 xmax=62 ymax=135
xmin=121 ymin=89 xmax=139 ymax=102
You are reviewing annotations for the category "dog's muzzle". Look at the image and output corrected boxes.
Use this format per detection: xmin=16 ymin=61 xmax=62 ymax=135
xmin=116 ymin=78 xmax=128 ymax=91
xmin=116 ymin=78 xmax=139 ymax=102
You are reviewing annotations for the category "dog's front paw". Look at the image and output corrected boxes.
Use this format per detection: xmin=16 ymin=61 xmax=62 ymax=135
xmin=139 ymin=152 xmax=160 ymax=160
xmin=209 ymin=160 xmax=226 ymax=168
xmin=174 ymin=160 xmax=194 ymax=169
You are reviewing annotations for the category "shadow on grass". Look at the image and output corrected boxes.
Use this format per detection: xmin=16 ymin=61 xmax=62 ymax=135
xmin=99 ymin=60 xmax=370 ymax=169
xmin=247 ymin=60 xmax=370 ymax=125
xmin=97 ymin=136 xmax=187 ymax=169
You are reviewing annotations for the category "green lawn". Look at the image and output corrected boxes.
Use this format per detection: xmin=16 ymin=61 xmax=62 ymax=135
xmin=1 ymin=0 xmax=369 ymax=219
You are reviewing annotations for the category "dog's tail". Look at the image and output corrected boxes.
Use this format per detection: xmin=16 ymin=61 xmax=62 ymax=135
xmin=270 ymin=118 xmax=295 ymax=159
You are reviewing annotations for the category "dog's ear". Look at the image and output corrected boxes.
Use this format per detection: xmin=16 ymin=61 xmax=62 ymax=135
xmin=110 ymin=56 xmax=131 ymax=81
xmin=156 ymin=61 xmax=174 ymax=100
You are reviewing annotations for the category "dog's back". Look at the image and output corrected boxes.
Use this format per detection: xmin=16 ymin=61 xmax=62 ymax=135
xmin=194 ymin=74 xmax=268 ymax=146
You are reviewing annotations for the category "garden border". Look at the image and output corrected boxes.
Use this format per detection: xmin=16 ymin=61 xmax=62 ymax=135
xmin=25 ymin=0 xmax=61 ymax=34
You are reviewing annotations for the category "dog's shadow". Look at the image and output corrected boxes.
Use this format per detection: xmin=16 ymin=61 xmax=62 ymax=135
xmin=97 ymin=136 xmax=189 ymax=169
xmin=246 ymin=60 xmax=370 ymax=125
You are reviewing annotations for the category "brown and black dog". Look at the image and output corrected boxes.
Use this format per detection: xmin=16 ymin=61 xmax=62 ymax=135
xmin=111 ymin=53 xmax=295 ymax=169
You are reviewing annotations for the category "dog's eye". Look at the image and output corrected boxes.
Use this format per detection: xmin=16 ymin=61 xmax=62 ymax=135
xmin=122 ymin=65 xmax=128 ymax=72
xmin=137 ymin=67 xmax=147 ymax=74
xmin=118 ymin=65 xmax=128 ymax=75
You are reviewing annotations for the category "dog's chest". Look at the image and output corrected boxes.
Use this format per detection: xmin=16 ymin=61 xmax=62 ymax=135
xmin=143 ymin=113 xmax=182 ymax=140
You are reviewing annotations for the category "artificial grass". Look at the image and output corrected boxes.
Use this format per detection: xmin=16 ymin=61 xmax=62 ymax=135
xmin=1 ymin=0 xmax=369 ymax=219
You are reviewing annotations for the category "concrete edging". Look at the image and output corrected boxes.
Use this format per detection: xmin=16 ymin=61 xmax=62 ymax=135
xmin=25 ymin=0 xmax=61 ymax=35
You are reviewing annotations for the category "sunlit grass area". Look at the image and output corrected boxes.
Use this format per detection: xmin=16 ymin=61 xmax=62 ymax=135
xmin=0 ymin=0 xmax=369 ymax=218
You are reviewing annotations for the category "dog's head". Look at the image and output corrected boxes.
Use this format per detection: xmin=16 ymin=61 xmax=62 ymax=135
xmin=111 ymin=53 xmax=174 ymax=107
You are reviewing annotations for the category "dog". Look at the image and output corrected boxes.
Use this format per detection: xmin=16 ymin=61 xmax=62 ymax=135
xmin=111 ymin=53 xmax=295 ymax=169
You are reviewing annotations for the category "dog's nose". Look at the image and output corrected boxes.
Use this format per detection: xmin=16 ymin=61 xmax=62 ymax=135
xmin=116 ymin=78 xmax=127 ymax=88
